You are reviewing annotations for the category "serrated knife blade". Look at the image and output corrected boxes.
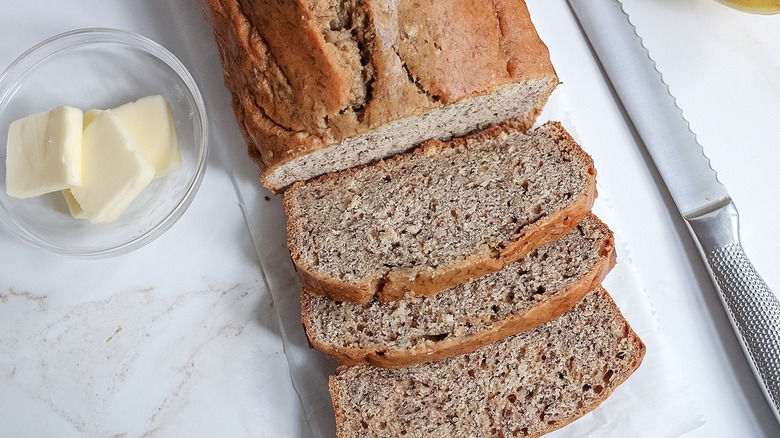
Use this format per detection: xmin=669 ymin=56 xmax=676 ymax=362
xmin=567 ymin=0 xmax=780 ymax=423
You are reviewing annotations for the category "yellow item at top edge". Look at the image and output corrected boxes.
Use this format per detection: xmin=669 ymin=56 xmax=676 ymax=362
xmin=715 ymin=0 xmax=780 ymax=14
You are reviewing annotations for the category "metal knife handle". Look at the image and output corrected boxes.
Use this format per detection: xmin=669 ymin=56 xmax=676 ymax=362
xmin=688 ymin=201 xmax=780 ymax=422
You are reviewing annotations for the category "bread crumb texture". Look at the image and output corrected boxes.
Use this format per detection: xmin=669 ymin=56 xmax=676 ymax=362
xmin=304 ymin=214 xmax=611 ymax=356
xmin=286 ymin=122 xmax=594 ymax=299
xmin=330 ymin=287 xmax=645 ymax=437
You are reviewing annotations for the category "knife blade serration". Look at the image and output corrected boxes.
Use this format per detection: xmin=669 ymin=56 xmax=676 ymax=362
xmin=567 ymin=0 xmax=780 ymax=424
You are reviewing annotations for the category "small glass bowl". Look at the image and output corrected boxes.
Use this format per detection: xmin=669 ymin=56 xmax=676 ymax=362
xmin=0 ymin=28 xmax=209 ymax=258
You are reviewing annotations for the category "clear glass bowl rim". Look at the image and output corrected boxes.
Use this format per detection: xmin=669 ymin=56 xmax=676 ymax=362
xmin=0 ymin=28 xmax=209 ymax=258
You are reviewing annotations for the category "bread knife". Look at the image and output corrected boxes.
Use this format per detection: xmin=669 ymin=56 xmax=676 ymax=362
xmin=567 ymin=0 xmax=780 ymax=423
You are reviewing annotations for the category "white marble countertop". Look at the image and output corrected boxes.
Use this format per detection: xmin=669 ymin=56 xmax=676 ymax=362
xmin=1 ymin=0 xmax=778 ymax=437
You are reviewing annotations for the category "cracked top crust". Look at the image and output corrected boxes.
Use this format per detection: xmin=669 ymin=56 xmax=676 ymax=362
xmin=206 ymin=0 xmax=558 ymax=191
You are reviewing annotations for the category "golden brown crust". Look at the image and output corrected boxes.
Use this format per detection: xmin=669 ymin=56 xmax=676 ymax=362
xmin=328 ymin=376 xmax=349 ymax=438
xmin=302 ymin=214 xmax=617 ymax=368
xmin=286 ymin=121 xmax=597 ymax=304
xmin=204 ymin=0 xmax=558 ymax=191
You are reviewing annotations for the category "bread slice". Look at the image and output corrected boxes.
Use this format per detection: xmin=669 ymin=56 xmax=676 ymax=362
xmin=204 ymin=0 xmax=558 ymax=192
xmin=329 ymin=286 xmax=645 ymax=438
xmin=285 ymin=121 xmax=597 ymax=304
xmin=303 ymin=213 xmax=615 ymax=368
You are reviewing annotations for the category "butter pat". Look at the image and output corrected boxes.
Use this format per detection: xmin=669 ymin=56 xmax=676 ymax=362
xmin=6 ymin=105 xmax=83 ymax=198
xmin=69 ymin=111 xmax=154 ymax=224
xmin=83 ymin=109 xmax=100 ymax=129
xmin=62 ymin=189 xmax=86 ymax=219
xmin=6 ymin=96 xmax=180 ymax=223
xmin=109 ymin=95 xmax=181 ymax=178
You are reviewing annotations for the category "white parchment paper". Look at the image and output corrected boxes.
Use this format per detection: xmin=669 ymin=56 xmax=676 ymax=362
xmin=229 ymin=106 xmax=705 ymax=438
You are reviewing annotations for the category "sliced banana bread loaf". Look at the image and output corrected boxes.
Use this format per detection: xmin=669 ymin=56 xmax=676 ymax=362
xmin=285 ymin=121 xmax=597 ymax=304
xmin=329 ymin=286 xmax=645 ymax=438
xmin=205 ymin=0 xmax=558 ymax=192
xmin=303 ymin=213 xmax=615 ymax=368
